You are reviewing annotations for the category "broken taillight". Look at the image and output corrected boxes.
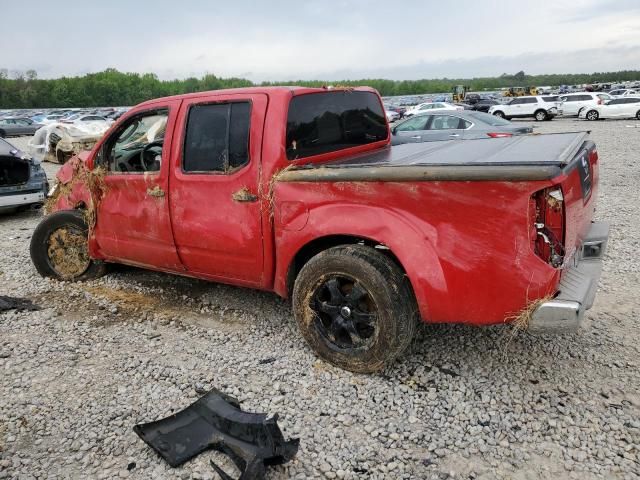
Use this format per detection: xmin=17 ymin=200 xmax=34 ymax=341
xmin=486 ymin=132 xmax=513 ymax=138
xmin=529 ymin=187 xmax=565 ymax=267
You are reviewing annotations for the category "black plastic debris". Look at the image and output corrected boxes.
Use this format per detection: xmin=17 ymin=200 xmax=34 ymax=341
xmin=134 ymin=389 xmax=299 ymax=479
xmin=0 ymin=296 xmax=40 ymax=312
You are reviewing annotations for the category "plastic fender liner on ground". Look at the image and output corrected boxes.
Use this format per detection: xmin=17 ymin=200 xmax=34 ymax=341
xmin=133 ymin=388 xmax=299 ymax=479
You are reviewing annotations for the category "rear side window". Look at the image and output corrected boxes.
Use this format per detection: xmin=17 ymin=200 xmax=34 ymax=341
xmin=542 ymin=96 xmax=559 ymax=102
xmin=523 ymin=98 xmax=538 ymax=104
xmin=183 ymin=102 xmax=251 ymax=173
xmin=286 ymin=91 xmax=387 ymax=160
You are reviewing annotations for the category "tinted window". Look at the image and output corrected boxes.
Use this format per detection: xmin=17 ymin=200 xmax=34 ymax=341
xmin=542 ymin=96 xmax=559 ymax=102
xmin=607 ymin=99 xmax=625 ymax=105
xmin=623 ymin=97 xmax=640 ymax=104
xmin=286 ymin=91 xmax=387 ymax=160
xmin=523 ymin=97 xmax=538 ymax=104
xmin=183 ymin=102 xmax=251 ymax=172
xmin=510 ymin=98 xmax=523 ymax=105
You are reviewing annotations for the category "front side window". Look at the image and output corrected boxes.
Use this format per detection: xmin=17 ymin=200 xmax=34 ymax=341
xmin=183 ymin=102 xmax=251 ymax=173
xmin=286 ymin=91 xmax=387 ymax=160
xmin=102 ymin=109 xmax=168 ymax=173
xmin=510 ymin=98 xmax=523 ymax=105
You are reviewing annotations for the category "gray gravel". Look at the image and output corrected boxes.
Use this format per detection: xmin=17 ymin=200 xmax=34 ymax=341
xmin=1 ymin=119 xmax=639 ymax=479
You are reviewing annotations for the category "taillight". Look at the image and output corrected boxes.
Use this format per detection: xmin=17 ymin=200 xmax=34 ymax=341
xmin=486 ymin=132 xmax=513 ymax=138
xmin=529 ymin=187 xmax=565 ymax=267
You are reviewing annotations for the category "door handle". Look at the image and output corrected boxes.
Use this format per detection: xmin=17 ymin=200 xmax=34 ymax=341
xmin=449 ymin=134 xmax=460 ymax=137
xmin=232 ymin=188 xmax=258 ymax=203
xmin=147 ymin=186 xmax=165 ymax=198
xmin=410 ymin=135 xmax=421 ymax=139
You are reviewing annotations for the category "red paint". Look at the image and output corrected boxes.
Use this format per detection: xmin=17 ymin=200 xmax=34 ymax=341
xmin=48 ymin=87 xmax=599 ymax=326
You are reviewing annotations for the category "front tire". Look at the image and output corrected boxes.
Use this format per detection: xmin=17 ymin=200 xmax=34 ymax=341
xmin=493 ymin=111 xmax=505 ymax=118
xmin=586 ymin=110 xmax=599 ymax=121
xmin=636 ymin=110 xmax=640 ymax=120
xmin=30 ymin=210 xmax=106 ymax=281
xmin=292 ymin=245 xmax=418 ymax=373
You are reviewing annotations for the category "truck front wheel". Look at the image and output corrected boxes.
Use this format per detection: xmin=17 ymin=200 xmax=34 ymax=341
xmin=30 ymin=210 xmax=106 ymax=281
xmin=292 ymin=245 xmax=417 ymax=373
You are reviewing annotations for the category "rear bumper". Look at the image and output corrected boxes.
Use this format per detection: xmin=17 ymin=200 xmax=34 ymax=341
xmin=528 ymin=221 xmax=609 ymax=333
xmin=0 ymin=191 xmax=45 ymax=209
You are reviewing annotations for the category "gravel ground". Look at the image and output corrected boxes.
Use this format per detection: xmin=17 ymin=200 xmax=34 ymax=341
xmin=1 ymin=119 xmax=639 ymax=480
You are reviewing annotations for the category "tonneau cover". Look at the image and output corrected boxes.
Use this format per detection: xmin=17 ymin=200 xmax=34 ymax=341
xmin=279 ymin=132 xmax=590 ymax=182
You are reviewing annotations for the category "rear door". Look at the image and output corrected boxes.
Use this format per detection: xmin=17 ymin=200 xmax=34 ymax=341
xmin=168 ymin=93 xmax=268 ymax=287
xmin=420 ymin=114 xmax=466 ymax=141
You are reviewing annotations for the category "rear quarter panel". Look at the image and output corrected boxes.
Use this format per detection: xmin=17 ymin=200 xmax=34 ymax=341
xmin=274 ymin=179 xmax=561 ymax=325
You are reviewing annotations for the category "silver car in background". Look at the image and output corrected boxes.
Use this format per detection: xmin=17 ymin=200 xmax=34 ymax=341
xmin=391 ymin=110 xmax=533 ymax=144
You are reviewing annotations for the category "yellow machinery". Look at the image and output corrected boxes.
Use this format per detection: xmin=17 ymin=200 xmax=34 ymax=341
xmin=451 ymin=85 xmax=469 ymax=103
xmin=504 ymin=86 xmax=538 ymax=97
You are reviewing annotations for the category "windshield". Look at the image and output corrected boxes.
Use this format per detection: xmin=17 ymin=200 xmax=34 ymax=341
xmin=468 ymin=111 xmax=511 ymax=126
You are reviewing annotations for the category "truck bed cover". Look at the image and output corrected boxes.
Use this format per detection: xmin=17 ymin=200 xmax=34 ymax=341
xmin=279 ymin=132 xmax=590 ymax=182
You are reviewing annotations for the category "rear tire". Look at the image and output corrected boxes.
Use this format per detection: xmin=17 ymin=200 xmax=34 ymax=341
xmin=30 ymin=210 xmax=106 ymax=281
xmin=493 ymin=111 xmax=505 ymax=118
xmin=586 ymin=110 xmax=599 ymax=121
xmin=636 ymin=110 xmax=640 ymax=120
xmin=292 ymin=245 xmax=418 ymax=373
xmin=534 ymin=110 xmax=548 ymax=121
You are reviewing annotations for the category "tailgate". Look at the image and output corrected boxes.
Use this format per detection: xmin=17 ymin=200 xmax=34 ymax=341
xmin=555 ymin=139 xmax=599 ymax=261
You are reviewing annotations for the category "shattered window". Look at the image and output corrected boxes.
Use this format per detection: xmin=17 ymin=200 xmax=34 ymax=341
xmin=183 ymin=102 xmax=251 ymax=173
xmin=286 ymin=91 xmax=387 ymax=160
xmin=103 ymin=109 xmax=168 ymax=173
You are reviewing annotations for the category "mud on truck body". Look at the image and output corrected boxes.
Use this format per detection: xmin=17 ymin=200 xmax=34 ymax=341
xmin=31 ymin=86 xmax=609 ymax=372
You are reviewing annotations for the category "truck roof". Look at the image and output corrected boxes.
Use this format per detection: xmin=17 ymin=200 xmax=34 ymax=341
xmin=137 ymin=86 xmax=379 ymax=108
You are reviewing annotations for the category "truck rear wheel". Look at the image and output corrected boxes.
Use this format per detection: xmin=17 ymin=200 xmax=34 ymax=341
xmin=30 ymin=210 xmax=106 ymax=281
xmin=292 ymin=245 xmax=417 ymax=373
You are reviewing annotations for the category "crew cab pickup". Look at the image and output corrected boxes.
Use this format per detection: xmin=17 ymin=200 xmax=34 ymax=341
xmin=31 ymin=86 xmax=609 ymax=372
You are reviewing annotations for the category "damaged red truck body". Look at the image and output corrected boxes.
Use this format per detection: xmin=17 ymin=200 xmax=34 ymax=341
xmin=31 ymin=86 xmax=609 ymax=372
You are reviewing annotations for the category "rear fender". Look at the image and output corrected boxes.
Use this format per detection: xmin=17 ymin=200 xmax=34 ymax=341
xmin=275 ymin=203 xmax=447 ymax=322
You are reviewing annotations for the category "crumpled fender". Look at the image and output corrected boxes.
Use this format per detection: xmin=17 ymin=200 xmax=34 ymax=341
xmin=48 ymin=154 xmax=93 ymax=213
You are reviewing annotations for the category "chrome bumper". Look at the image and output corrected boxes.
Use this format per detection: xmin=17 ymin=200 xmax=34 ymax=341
xmin=528 ymin=221 xmax=609 ymax=333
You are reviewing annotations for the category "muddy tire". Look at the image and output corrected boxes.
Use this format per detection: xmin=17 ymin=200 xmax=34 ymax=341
xmin=292 ymin=245 xmax=418 ymax=373
xmin=30 ymin=210 xmax=106 ymax=281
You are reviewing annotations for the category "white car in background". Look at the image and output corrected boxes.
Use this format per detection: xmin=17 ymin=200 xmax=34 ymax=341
xmin=559 ymin=92 xmax=611 ymax=117
xmin=488 ymin=96 xmax=561 ymax=121
xmin=385 ymin=110 xmax=400 ymax=122
xmin=404 ymin=102 xmax=462 ymax=117
xmin=608 ymin=89 xmax=638 ymax=98
xmin=579 ymin=97 xmax=640 ymax=121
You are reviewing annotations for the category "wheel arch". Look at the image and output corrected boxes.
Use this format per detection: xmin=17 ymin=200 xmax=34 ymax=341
xmin=275 ymin=204 xmax=449 ymax=322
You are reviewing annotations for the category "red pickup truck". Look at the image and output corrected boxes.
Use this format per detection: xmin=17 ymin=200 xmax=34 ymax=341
xmin=30 ymin=86 xmax=609 ymax=372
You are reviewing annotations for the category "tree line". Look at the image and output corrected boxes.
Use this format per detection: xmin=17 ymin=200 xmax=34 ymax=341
xmin=1 ymin=68 xmax=639 ymax=109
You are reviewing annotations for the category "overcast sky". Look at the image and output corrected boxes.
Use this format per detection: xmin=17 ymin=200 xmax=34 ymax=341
xmin=3 ymin=0 xmax=639 ymax=81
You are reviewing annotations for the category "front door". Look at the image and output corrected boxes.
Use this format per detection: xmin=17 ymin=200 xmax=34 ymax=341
xmin=168 ymin=93 xmax=268 ymax=287
xmin=92 ymin=101 xmax=183 ymax=271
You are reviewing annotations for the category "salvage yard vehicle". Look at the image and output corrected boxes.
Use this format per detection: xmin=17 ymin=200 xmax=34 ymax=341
xmin=0 ymin=138 xmax=49 ymax=213
xmin=489 ymin=96 xmax=561 ymax=121
xmin=0 ymin=118 xmax=42 ymax=138
xmin=579 ymin=97 xmax=640 ymax=121
xmin=31 ymin=86 xmax=609 ymax=373
xmin=404 ymin=102 xmax=462 ymax=117
xmin=391 ymin=110 xmax=533 ymax=144
xmin=559 ymin=92 xmax=611 ymax=117
xmin=29 ymin=122 xmax=110 ymax=164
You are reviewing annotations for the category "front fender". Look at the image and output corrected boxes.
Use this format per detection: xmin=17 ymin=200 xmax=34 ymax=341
xmin=274 ymin=202 xmax=447 ymax=322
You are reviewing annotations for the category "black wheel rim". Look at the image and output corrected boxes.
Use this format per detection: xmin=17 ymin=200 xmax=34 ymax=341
xmin=310 ymin=275 xmax=378 ymax=351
